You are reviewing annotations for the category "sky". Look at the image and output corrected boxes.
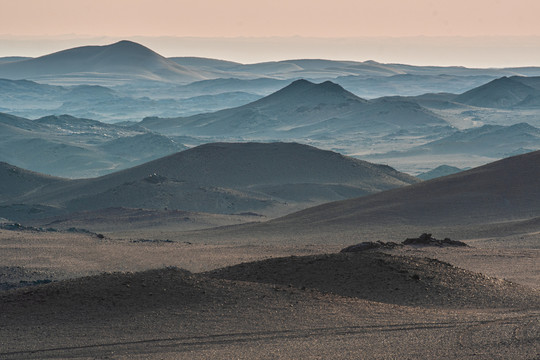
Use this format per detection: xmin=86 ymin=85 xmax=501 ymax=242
xmin=1 ymin=0 xmax=540 ymax=66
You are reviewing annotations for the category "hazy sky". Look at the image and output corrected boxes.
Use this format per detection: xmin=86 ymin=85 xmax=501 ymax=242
xmin=3 ymin=0 xmax=540 ymax=37
xmin=1 ymin=0 xmax=540 ymax=66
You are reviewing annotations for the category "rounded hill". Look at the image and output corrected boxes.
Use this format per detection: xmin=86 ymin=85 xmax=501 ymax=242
xmin=9 ymin=142 xmax=418 ymax=219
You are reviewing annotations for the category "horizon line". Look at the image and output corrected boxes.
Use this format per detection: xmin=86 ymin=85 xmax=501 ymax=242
xmin=1 ymin=35 xmax=540 ymax=68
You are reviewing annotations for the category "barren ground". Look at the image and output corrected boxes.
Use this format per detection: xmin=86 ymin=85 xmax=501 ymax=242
xmin=0 ymin=226 xmax=539 ymax=359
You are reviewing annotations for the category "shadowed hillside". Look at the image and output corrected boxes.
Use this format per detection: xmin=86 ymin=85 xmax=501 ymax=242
xmin=0 ymin=162 xmax=68 ymax=202
xmin=269 ymin=150 xmax=540 ymax=230
xmin=1 ymin=142 xmax=418 ymax=221
xmin=417 ymin=165 xmax=463 ymax=180
xmin=455 ymin=76 xmax=540 ymax=108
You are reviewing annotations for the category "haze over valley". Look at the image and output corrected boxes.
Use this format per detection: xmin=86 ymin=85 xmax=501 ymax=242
xmin=2 ymin=41 xmax=540 ymax=176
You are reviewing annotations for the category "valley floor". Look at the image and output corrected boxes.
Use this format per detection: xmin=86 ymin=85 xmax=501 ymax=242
xmin=0 ymin=228 xmax=539 ymax=359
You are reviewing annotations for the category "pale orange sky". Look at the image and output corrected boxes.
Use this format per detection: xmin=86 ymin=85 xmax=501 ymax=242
xmin=1 ymin=0 xmax=540 ymax=67
xmin=2 ymin=0 xmax=540 ymax=38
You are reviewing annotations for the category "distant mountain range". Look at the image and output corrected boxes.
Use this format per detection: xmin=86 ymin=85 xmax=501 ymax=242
xmin=369 ymin=122 xmax=540 ymax=158
xmin=361 ymin=121 xmax=540 ymax=175
xmin=0 ymin=142 xmax=418 ymax=222
xmin=1 ymin=40 xmax=540 ymax=179
xmin=0 ymin=78 xmax=262 ymax=122
xmin=0 ymin=78 xmax=454 ymax=178
xmin=454 ymin=76 xmax=540 ymax=109
xmin=3 ymin=76 xmax=540 ymax=178
xmin=416 ymin=165 xmax=463 ymax=180
xmin=140 ymin=79 xmax=450 ymax=138
xmin=2 ymin=39 xmax=540 ymax=95
xmin=0 ymin=40 xmax=205 ymax=83
xmin=170 ymin=57 xmax=540 ymax=80
xmin=0 ymin=112 xmax=187 ymax=178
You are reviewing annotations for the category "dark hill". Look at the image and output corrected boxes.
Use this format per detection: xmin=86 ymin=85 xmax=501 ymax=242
xmin=6 ymin=142 xmax=418 ymax=220
xmin=0 ymin=162 xmax=68 ymax=202
xmin=454 ymin=76 xmax=540 ymax=108
xmin=266 ymin=150 xmax=540 ymax=230
xmin=0 ymin=40 xmax=204 ymax=83
xmin=104 ymin=142 xmax=416 ymax=188
xmin=253 ymin=79 xmax=366 ymax=105
xmin=208 ymin=252 xmax=539 ymax=308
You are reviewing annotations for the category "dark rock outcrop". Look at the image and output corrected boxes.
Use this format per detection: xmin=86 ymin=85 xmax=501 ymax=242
xmin=403 ymin=233 xmax=468 ymax=247
xmin=341 ymin=233 xmax=468 ymax=252
xmin=340 ymin=241 xmax=401 ymax=252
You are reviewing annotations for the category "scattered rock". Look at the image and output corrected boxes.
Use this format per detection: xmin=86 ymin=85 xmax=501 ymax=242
xmin=144 ymin=173 xmax=167 ymax=184
xmin=403 ymin=233 xmax=468 ymax=247
xmin=130 ymin=239 xmax=174 ymax=243
xmin=341 ymin=233 xmax=468 ymax=252
xmin=0 ymin=223 xmax=57 ymax=232
xmin=0 ymin=223 xmax=105 ymax=239
xmin=65 ymin=227 xmax=105 ymax=239
xmin=340 ymin=241 xmax=401 ymax=252
xmin=233 ymin=212 xmax=265 ymax=217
